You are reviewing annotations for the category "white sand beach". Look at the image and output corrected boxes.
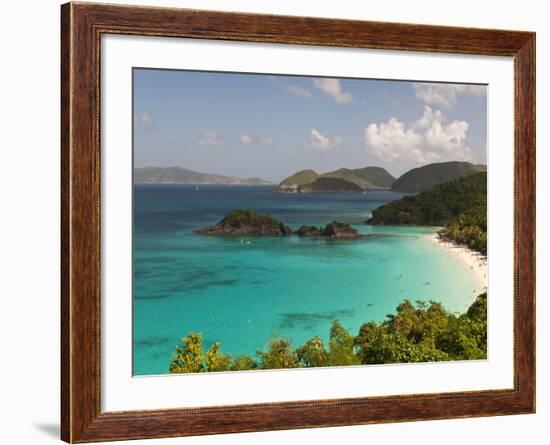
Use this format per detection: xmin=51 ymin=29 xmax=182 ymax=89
xmin=425 ymin=233 xmax=487 ymax=292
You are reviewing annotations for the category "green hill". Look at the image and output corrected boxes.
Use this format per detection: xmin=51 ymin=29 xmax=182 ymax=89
xmin=322 ymin=166 xmax=395 ymax=189
xmin=275 ymin=166 xmax=394 ymax=192
xmin=368 ymin=172 xmax=487 ymax=254
xmin=391 ymin=161 xmax=486 ymax=193
xmin=320 ymin=169 xmax=370 ymax=187
xmin=300 ymin=177 xmax=363 ymax=193
xmin=274 ymin=170 xmax=319 ymax=191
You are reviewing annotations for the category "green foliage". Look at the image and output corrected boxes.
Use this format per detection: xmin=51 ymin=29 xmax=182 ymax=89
xmin=231 ymin=355 xmax=258 ymax=371
xmin=300 ymin=177 xmax=363 ymax=192
xmin=169 ymin=294 xmax=487 ymax=373
xmin=391 ymin=161 xmax=486 ymax=193
xmin=169 ymin=332 xmax=205 ymax=373
xmin=369 ymin=172 xmax=487 ymax=254
xmin=204 ymin=342 xmax=233 ymax=372
xmin=321 ymin=169 xmax=377 ymax=189
xmin=328 ymin=320 xmax=360 ymax=366
xmin=279 ymin=169 xmax=319 ymax=186
xmin=369 ymin=172 xmax=486 ymax=226
xmin=349 ymin=166 xmax=395 ymax=188
xmin=437 ymin=292 xmax=487 ymax=359
xmin=440 ymin=210 xmax=487 ymax=255
xmin=296 ymin=221 xmax=358 ymax=239
xmin=258 ymin=339 xmax=299 ymax=369
xmin=222 ymin=209 xmax=282 ymax=229
xmin=319 ymin=167 xmax=396 ymax=189
xmin=277 ymin=166 xmax=395 ymax=190
xmin=296 ymin=336 xmax=329 ymax=367
xmin=354 ymin=294 xmax=487 ymax=365
xmin=198 ymin=209 xmax=293 ymax=236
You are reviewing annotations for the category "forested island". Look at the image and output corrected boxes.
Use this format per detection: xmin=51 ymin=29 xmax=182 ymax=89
xmin=274 ymin=166 xmax=395 ymax=192
xmin=195 ymin=209 xmax=363 ymax=239
xmin=169 ymin=292 xmax=487 ymax=373
xmin=368 ymin=172 xmax=487 ymax=254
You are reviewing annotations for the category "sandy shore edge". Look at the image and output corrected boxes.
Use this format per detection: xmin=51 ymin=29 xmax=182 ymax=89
xmin=425 ymin=233 xmax=487 ymax=291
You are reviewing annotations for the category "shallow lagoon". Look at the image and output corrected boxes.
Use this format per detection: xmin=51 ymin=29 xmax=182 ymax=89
xmin=133 ymin=185 xmax=482 ymax=375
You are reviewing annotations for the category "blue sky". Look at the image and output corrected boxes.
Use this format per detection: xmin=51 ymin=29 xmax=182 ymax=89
xmin=133 ymin=68 xmax=487 ymax=182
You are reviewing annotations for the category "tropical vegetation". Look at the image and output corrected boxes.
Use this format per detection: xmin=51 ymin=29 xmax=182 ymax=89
xmin=274 ymin=165 xmax=395 ymax=192
xmin=169 ymin=292 xmax=487 ymax=373
xmin=390 ymin=161 xmax=486 ymax=193
xmin=368 ymin=172 xmax=487 ymax=254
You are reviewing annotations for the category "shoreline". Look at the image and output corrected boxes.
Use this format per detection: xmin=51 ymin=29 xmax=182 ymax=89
xmin=425 ymin=233 xmax=487 ymax=292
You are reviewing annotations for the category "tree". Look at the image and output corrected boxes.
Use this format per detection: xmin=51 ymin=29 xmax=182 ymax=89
xmin=259 ymin=339 xmax=299 ymax=369
xmin=204 ymin=342 xmax=233 ymax=372
xmin=296 ymin=336 xmax=329 ymax=368
xmin=354 ymin=321 xmax=381 ymax=364
xmin=169 ymin=332 xmax=204 ymax=373
xmin=437 ymin=293 xmax=487 ymax=360
xmin=328 ymin=320 xmax=360 ymax=366
xmin=169 ymin=294 xmax=487 ymax=373
xmin=231 ymin=355 xmax=258 ymax=371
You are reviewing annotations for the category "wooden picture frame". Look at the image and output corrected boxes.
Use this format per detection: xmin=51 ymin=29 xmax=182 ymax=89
xmin=61 ymin=2 xmax=535 ymax=442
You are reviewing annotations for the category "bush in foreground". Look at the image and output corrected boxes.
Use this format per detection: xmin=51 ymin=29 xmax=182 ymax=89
xmin=169 ymin=293 xmax=487 ymax=373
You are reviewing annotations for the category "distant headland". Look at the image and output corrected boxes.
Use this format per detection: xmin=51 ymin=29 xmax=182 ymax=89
xmin=134 ymin=166 xmax=273 ymax=185
xmin=134 ymin=161 xmax=487 ymax=194
xmin=273 ymin=166 xmax=395 ymax=193
xmin=273 ymin=161 xmax=486 ymax=194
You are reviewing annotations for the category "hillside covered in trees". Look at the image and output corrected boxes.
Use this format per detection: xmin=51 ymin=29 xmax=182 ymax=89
xmin=368 ymin=172 xmax=487 ymax=254
xmin=169 ymin=293 xmax=487 ymax=373
xmin=390 ymin=161 xmax=486 ymax=193
xmin=274 ymin=166 xmax=395 ymax=192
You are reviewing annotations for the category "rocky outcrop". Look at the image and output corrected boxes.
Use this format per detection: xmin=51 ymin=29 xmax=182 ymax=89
xmin=295 ymin=225 xmax=322 ymax=237
xmin=296 ymin=221 xmax=360 ymax=239
xmin=321 ymin=221 xmax=360 ymax=239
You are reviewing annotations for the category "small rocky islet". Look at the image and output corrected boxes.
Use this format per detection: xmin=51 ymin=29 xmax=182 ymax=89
xmin=195 ymin=209 xmax=363 ymax=240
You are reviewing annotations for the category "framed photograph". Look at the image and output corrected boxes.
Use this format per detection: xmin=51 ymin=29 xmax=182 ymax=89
xmin=61 ymin=2 xmax=535 ymax=442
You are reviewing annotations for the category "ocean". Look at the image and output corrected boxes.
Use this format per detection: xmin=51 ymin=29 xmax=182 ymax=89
xmin=133 ymin=184 xmax=482 ymax=375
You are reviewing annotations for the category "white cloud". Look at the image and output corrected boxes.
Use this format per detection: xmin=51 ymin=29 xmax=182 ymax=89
xmin=239 ymin=134 xmax=254 ymax=144
xmin=364 ymin=106 xmax=472 ymax=163
xmin=305 ymin=128 xmax=343 ymax=151
xmin=413 ymin=83 xmax=486 ymax=108
xmin=198 ymin=130 xmax=223 ymax=147
xmin=313 ymin=78 xmax=352 ymax=104
xmin=239 ymin=133 xmax=274 ymax=146
xmin=135 ymin=111 xmax=155 ymax=131
xmin=283 ymin=84 xmax=312 ymax=98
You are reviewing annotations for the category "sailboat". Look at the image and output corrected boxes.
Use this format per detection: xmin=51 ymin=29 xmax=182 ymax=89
xmin=195 ymin=185 xmax=199 ymax=192
xmin=363 ymin=189 xmax=367 ymax=196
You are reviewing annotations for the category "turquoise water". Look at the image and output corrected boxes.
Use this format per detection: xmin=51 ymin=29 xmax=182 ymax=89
xmin=133 ymin=184 xmax=482 ymax=375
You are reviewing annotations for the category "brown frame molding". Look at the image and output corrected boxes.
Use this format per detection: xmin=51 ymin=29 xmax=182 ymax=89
xmin=61 ymin=2 xmax=536 ymax=442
